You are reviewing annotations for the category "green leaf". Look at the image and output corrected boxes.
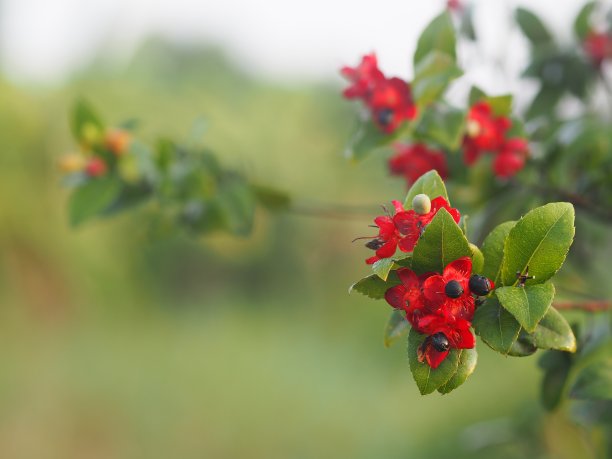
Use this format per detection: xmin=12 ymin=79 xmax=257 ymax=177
xmin=345 ymin=120 xmax=396 ymax=162
xmin=251 ymin=184 xmax=291 ymax=211
xmin=349 ymin=272 xmax=400 ymax=300
xmin=507 ymin=330 xmax=538 ymax=357
xmin=408 ymin=328 xmax=460 ymax=395
xmin=526 ymin=85 xmax=563 ymax=121
xmin=412 ymin=208 xmax=471 ymax=274
xmin=414 ymin=12 xmax=456 ymax=66
xmin=539 ymin=350 xmax=572 ymax=410
xmin=481 ymin=221 xmax=516 ymax=284
xmin=515 ymin=8 xmax=554 ymax=47
xmin=415 ymin=106 xmax=466 ymax=151
xmin=384 ymin=310 xmax=409 ymax=348
xmin=570 ymin=358 xmax=612 ymax=401
xmin=403 ymin=170 xmax=449 ymax=209
xmin=412 ymin=51 xmax=463 ymax=108
xmin=372 ymin=257 xmax=396 ymax=281
xmin=501 ymin=202 xmax=575 ymax=287
xmin=496 ymin=282 xmax=555 ymax=333
xmin=472 ymin=297 xmax=521 ymax=355
xmin=469 ymin=243 xmax=484 ymax=274
xmin=574 ymin=2 xmax=596 ymax=40
xmin=71 ymin=99 xmax=105 ymax=145
xmin=532 ymin=307 xmax=576 ymax=352
xmin=69 ymin=176 xmax=122 ymax=227
xmin=438 ymin=348 xmax=478 ymax=394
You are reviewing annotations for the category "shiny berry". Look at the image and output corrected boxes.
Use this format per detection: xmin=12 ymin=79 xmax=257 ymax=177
xmin=444 ymin=280 xmax=464 ymax=298
xmin=430 ymin=333 xmax=450 ymax=352
xmin=365 ymin=238 xmax=384 ymax=250
xmin=376 ymin=109 xmax=394 ymax=127
xmin=469 ymin=275 xmax=492 ymax=296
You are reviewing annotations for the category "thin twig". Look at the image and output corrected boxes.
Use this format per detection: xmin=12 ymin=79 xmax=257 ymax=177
xmin=554 ymin=301 xmax=612 ymax=312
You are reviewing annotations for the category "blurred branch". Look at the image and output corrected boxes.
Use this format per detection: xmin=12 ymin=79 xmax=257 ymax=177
xmin=554 ymin=300 xmax=612 ymax=312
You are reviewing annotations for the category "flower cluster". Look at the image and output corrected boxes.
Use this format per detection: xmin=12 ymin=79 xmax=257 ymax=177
xmin=363 ymin=195 xmax=460 ymax=265
xmin=388 ymin=143 xmax=448 ymax=186
xmin=385 ymin=257 xmax=494 ymax=368
xmin=58 ymin=128 xmax=131 ymax=178
xmin=463 ymin=102 xmax=528 ymax=178
xmin=341 ymin=54 xmax=417 ymax=133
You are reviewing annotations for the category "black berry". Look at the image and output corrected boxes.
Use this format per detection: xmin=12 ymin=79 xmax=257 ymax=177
xmin=430 ymin=333 xmax=450 ymax=352
xmin=365 ymin=238 xmax=384 ymax=250
xmin=444 ymin=280 xmax=464 ymax=298
xmin=377 ymin=109 xmax=394 ymax=126
xmin=469 ymin=275 xmax=492 ymax=296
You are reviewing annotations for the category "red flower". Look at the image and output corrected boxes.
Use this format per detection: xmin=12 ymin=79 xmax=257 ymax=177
xmin=463 ymin=102 xmax=510 ymax=165
xmin=493 ymin=138 xmax=528 ymax=178
xmin=416 ymin=316 xmax=475 ymax=369
xmin=85 ymin=157 xmax=108 ymax=177
xmin=422 ymin=257 xmax=476 ymax=321
xmin=388 ymin=143 xmax=448 ymax=185
xmin=367 ymin=77 xmax=417 ymax=133
xmin=341 ymin=53 xmax=385 ymax=100
xmin=446 ymin=0 xmax=462 ymax=12
xmin=365 ymin=201 xmax=420 ymax=264
xmin=384 ymin=268 xmax=434 ymax=324
xmin=584 ymin=31 xmax=612 ymax=66
xmin=416 ymin=196 xmax=460 ymax=227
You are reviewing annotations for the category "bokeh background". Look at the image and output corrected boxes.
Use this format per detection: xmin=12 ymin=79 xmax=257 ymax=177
xmin=0 ymin=1 xmax=603 ymax=457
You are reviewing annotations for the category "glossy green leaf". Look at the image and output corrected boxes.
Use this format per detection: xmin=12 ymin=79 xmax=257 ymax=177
xmin=71 ymin=99 xmax=105 ymax=145
xmin=403 ymin=170 xmax=449 ymax=209
xmin=469 ymin=243 xmax=484 ymax=274
xmin=414 ymin=12 xmax=456 ymax=66
xmin=570 ymin=358 xmax=612 ymax=401
xmin=532 ymin=307 xmax=576 ymax=352
xmin=349 ymin=272 xmax=400 ymax=300
xmin=69 ymin=176 xmax=122 ymax=227
xmin=372 ymin=257 xmax=395 ymax=281
xmin=515 ymin=8 xmax=554 ymax=47
xmin=408 ymin=328 xmax=460 ymax=395
xmin=496 ymin=282 xmax=555 ymax=333
xmin=481 ymin=221 xmax=516 ymax=284
xmin=384 ymin=310 xmax=409 ymax=348
xmin=574 ymin=2 xmax=596 ymax=40
xmin=438 ymin=348 xmax=478 ymax=394
xmin=412 ymin=51 xmax=462 ymax=107
xmin=412 ymin=208 xmax=471 ymax=274
xmin=507 ymin=330 xmax=538 ymax=357
xmin=473 ymin=297 xmax=521 ymax=355
xmin=501 ymin=202 xmax=575 ymax=287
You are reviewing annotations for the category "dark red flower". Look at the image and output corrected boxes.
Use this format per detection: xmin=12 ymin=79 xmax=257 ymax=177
xmin=414 ymin=196 xmax=461 ymax=227
xmin=493 ymin=138 xmax=528 ymax=178
xmin=416 ymin=316 xmax=475 ymax=369
xmin=463 ymin=102 xmax=510 ymax=165
xmin=85 ymin=157 xmax=108 ymax=177
xmin=365 ymin=201 xmax=420 ymax=264
xmin=388 ymin=143 xmax=448 ymax=185
xmin=422 ymin=257 xmax=476 ymax=321
xmin=584 ymin=31 xmax=612 ymax=67
xmin=341 ymin=53 xmax=385 ymax=100
xmin=367 ymin=77 xmax=417 ymax=133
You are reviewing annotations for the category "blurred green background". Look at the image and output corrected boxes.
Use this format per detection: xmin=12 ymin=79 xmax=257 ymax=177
xmin=0 ymin=38 xmax=595 ymax=459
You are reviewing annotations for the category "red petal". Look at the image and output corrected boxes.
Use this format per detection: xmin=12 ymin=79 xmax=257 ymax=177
xmin=397 ymin=268 xmax=419 ymax=288
xmin=384 ymin=285 xmax=408 ymax=310
xmin=394 ymin=210 xmax=418 ymax=235
xmin=376 ymin=239 xmax=397 ymax=259
xmin=451 ymin=325 xmax=475 ymax=349
xmin=366 ymin=255 xmax=379 ymax=265
xmin=444 ymin=257 xmax=472 ymax=281
xmin=392 ymin=200 xmax=404 ymax=213
xmin=422 ymin=275 xmax=447 ymax=309
xmin=425 ymin=347 xmax=449 ymax=369
xmin=397 ymin=233 xmax=419 ymax=252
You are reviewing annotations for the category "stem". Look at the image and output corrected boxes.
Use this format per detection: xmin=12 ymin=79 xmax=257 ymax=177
xmin=554 ymin=301 xmax=612 ymax=312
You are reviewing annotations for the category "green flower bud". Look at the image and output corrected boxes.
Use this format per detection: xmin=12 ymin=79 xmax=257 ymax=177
xmin=412 ymin=193 xmax=431 ymax=215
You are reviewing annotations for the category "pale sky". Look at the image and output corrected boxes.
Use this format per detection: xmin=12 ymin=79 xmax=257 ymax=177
xmin=0 ymin=0 xmax=603 ymax=87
